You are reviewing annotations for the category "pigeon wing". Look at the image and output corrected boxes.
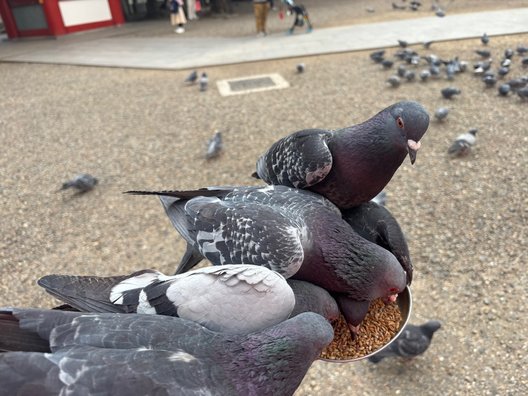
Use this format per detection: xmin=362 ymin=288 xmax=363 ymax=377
xmin=393 ymin=325 xmax=429 ymax=357
xmin=255 ymin=129 xmax=333 ymax=189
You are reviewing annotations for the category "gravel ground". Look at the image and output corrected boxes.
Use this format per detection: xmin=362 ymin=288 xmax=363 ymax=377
xmin=1 ymin=1 xmax=528 ymax=395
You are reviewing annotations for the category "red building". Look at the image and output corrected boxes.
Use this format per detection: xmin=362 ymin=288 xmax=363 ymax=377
xmin=0 ymin=0 xmax=125 ymax=39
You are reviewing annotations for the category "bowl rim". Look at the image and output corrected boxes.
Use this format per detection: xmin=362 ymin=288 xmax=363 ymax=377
xmin=318 ymin=285 xmax=413 ymax=363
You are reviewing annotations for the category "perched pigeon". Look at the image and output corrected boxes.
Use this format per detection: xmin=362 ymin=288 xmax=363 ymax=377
xmin=199 ymin=72 xmax=208 ymax=92
xmin=252 ymin=101 xmax=430 ymax=209
xmin=205 ymin=130 xmax=223 ymax=160
xmin=404 ymin=70 xmax=416 ymax=82
xmin=398 ymin=39 xmax=408 ymax=48
xmin=341 ymin=201 xmax=413 ymax=285
xmin=296 ymin=63 xmax=306 ymax=73
xmin=370 ymin=50 xmax=385 ymax=63
xmin=481 ymin=32 xmax=489 ymax=45
xmin=448 ymin=128 xmax=477 ymax=157
xmin=397 ymin=64 xmax=407 ymax=77
xmin=387 ymin=75 xmax=401 ymax=88
xmin=370 ymin=191 xmax=387 ymax=206
xmin=504 ymin=48 xmax=514 ymax=59
xmin=419 ymin=69 xmax=431 ymax=82
xmin=60 ymin=173 xmax=98 ymax=193
xmin=184 ymin=70 xmax=198 ymax=84
xmin=482 ymin=74 xmax=497 ymax=87
xmin=441 ymin=87 xmax=461 ymax=99
xmin=497 ymin=66 xmax=510 ymax=77
xmin=498 ymin=83 xmax=511 ymax=96
xmin=38 ymin=265 xmax=295 ymax=335
xmin=434 ymin=107 xmax=449 ymax=122
xmin=126 ymin=186 xmax=408 ymax=334
xmin=287 ymin=280 xmax=339 ymax=321
xmin=368 ymin=320 xmax=441 ymax=363
xmin=0 ymin=309 xmax=333 ymax=395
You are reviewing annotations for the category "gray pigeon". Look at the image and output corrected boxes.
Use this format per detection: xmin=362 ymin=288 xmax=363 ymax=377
xmin=205 ymin=130 xmax=222 ymax=160
xmin=517 ymin=87 xmax=528 ymax=100
xmin=392 ymin=2 xmax=406 ymax=10
xmin=475 ymin=49 xmax=491 ymax=58
xmin=435 ymin=8 xmax=445 ymax=17
xmin=434 ymin=107 xmax=449 ymax=122
xmin=287 ymin=280 xmax=339 ymax=321
xmin=60 ymin=173 xmax=98 ymax=193
xmin=419 ymin=70 xmax=431 ymax=82
xmin=252 ymin=101 xmax=430 ymax=209
xmin=441 ymin=87 xmax=461 ymax=99
xmin=370 ymin=50 xmax=385 ymax=63
xmin=38 ymin=265 xmax=295 ymax=334
xmin=126 ymin=185 xmax=408 ymax=334
xmin=296 ymin=63 xmax=306 ymax=73
xmin=397 ymin=39 xmax=408 ymax=48
xmin=387 ymin=75 xmax=401 ymax=88
xmin=498 ymin=83 xmax=511 ymax=96
xmin=517 ymin=45 xmax=528 ymax=55
xmin=481 ymin=32 xmax=489 ymax=45
xmin=199 ymin=72 xmax=208 ymax=92
xmin=341 ymin=201 xmax=413 ymax=285
xmin=0 ymin=309 xmax=333 ymax=395
xmin=448 ymin=129 xmax=477 ymax=157
xmin=184 ymin=70 xmax=198 ymax=84
xmin=368 ymin=320 xmax=441 ymax=363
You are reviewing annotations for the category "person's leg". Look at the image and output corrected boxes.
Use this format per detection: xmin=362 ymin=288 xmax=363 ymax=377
xmin=254 ymin=3 xmax=263 ymax=33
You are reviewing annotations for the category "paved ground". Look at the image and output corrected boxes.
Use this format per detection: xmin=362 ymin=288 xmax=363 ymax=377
xmin=1 ymin=1 xmax=527 ymax=395
xmin=1 ymin=6 xmax=528 ymax=69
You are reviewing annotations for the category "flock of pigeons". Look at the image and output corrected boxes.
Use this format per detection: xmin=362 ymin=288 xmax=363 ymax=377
xmin=1 ymin=100 xmax=445 ymax=394
xmin=372 ymin=32 xmax=528 ymax=158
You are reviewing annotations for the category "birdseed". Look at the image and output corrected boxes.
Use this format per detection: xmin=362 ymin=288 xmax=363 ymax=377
xmin=320 ymin=299 xmax=402 ymax=360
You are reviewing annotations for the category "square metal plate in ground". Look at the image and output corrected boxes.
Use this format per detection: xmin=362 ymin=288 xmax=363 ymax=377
xmin=217 ymin=73 xmax=290 ymax=96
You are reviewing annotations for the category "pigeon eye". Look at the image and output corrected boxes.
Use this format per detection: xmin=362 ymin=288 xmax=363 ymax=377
xmin=396 ymin=117 xmax=405 ymax=129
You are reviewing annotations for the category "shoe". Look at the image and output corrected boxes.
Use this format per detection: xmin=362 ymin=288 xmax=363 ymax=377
xmin=175 ymin=27 xmax=185 ymax=34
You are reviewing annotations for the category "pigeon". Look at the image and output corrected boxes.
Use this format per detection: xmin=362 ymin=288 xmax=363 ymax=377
xmin=498 ymin=83 xmax=511 ymax=96
xmin=387 ymin=75 xmax=401 ymax=88
xmin=370 ymin=191 xmax=387 ymax=206
xmin=522 ymin=57 xmax=528 ymax=67
xmin=482 ymin=74 xmax=497 ymax=87
xmin=473 ymin=60 xmax=492 ymax=74
xmin=392 ymin=2 xmax=406 ymax=10
xmin=497 ymin=66 xmax=510 ymax=77
xmin=441 ymin=87 xmax=461 ymax=99
xmin=507 ymin=77 xmax=528 ymax=90
xmin=287 ymin=280 xmax=339 ymax=321
xmin=448 ymin=128 xmax=477 ymax=157
xmin=251 ymin=101 xmax=430 ymax=209
xmin=517 ymin=45 xmax=528 ymax=55
xmin=404 ymin=70 xmax=416 ymax=82
xmin=184 ymin=70 xmax=198 ymax=84
xmin=435 ymin=8 xmax=445 ymax=17
xmin=419 ymin=70 xmax=431 ymax=82
xmin=397 ymin=39 xmax=408 ymax=48
xmin=397 ymin=64 xmax=407 ymax=77
xmin=205 ymin=130 xmax=222 ymax=160
xmin=296 ymin=63 xmax=306 ymax=73
xmin=504 ymin=48 xmax=514 ymax=59
xmin=199 ymin=72 xmax=208 ymax=92
xmin=434 ymin=107 xmax=449 ymax=122
xmin=368 ymin=320 xmax=441 ymax=363
xmin=429 ymin=64 xmax=441 ymax=77
xmin=366 ymin=7 xmax=375 ymax=13
xmin=475 ymin=49 xmax=491 ymax=58
xmin=370 ymin=50 xmax=385 ymax=63
xmin=481 ymin=32 xmax=489 ymax=45
xmin=0 ymin=308 xmax=333 ymax=395
xmin=423 ymin=40 xmax=433 ymax=49
xmin=60 ymin=173 xmax=98 ymax=193
xmin=381 ymin=59 xmax=394 ymax=69
xmin=37 ymin=265 xmax=295 ymax=335
xmin=341 ymin=201 xmax=413 ymax=285
xmin=125 ymin=185 xmax=408 ymax=334
xmin=518 ymin=87 xmax=528 ymax=100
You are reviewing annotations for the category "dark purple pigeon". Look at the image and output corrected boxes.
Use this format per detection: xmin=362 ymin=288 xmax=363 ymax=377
xmin=0 ymin=309 xmax=333 ymax=396
xmin=252 ymin=101 xmax=429 ymax=209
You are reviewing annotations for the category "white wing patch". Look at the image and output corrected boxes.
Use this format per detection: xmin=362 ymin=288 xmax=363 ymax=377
xmin=109 ymin=271 xmax=161 ymax=304
xmin=167 ymin=350 xmax=196 ymax=363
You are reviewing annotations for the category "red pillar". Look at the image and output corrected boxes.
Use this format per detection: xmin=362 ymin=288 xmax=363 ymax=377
xmin=0 ymin=0 xmax=19 ymax=39
xmin=40 ymin=0 xmax=66 ymax=36
xmin=108 ymin=0 xmax=125 ymax=25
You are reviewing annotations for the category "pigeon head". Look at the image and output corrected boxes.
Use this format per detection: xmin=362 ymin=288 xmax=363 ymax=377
xmin=386 ymin=101 xmax=430 ymax=164
xmin=421 ymin=320 xmax=442 ymax=337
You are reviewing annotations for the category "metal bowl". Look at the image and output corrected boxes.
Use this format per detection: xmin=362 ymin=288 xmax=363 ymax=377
xmin=319 ymin=286 xmax=412 ymax=363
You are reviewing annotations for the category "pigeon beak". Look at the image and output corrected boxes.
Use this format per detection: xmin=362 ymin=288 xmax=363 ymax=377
xmin=348 ymin=323 xmax=360 ymax=340
xmin=407 ymin=139 xmax=421 ymax=164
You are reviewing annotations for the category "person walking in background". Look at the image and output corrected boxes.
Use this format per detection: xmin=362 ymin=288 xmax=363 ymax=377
xmin=170 ymin=0 xmax=187 ymax=33
xmin=280 ymin=0 xmax=312 ymax=34
xmin=253 ymin=0 xmax=270 ymax=37
xmin=186 ymin=0 xmax=198 ymax=20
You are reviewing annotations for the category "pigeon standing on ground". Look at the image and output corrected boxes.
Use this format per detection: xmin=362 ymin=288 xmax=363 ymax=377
xmin=296 ymin=63 xmax=306 ymax=73
xmin=59 ymin=173 xmax=98 ymax=193
xmin=0 ymin=309 xmax=333 ymax=395
xmin=517 ymin=87 xmax=528 ymax=100
xmin=370 ymin=50 xmax=385 ymax=63
xmin=448 ymin=128 xmax=478 ymax=157
xmin=397 ymin=39 xmax=408 ymax=48
xmin=481 ymin=32 xmax=489 ymax=45
xmin=441 ymin=87 xmax=461 ymax=99
xmin=368 ymin=320 xmax=442 ymax=363
xmin=38 ymin=265 xmax=295 ymax=334
xmin=252 ymin=101 xmax=430 ymax=209
xmin=199 ymin=72 xmax=208 ymax=92
xmin=387 ymin=75 xmax=401 ymax=88
xmin=184 ymin=70 xmax=198 ymax=84
xmin=435 ymin=8 xmax=445 ymax=17
xmin=205 ymin=130 xmax=222 ymax=160
xmin=434 ymin=107 xmax=449 ymax=122
xmin=498 ymin=83 xmax=511 ymax=96
xmin=126 ymin=185 xmax=409 ymax=335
